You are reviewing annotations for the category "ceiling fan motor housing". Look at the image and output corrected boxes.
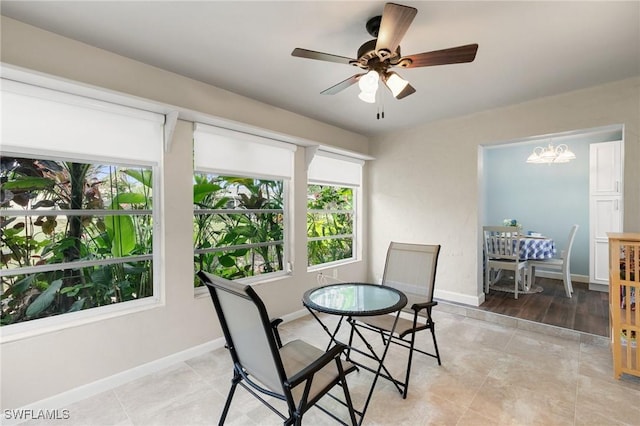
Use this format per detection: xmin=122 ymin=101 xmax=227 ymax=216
xmin=354 ymin=39 xmax=403 ymax=70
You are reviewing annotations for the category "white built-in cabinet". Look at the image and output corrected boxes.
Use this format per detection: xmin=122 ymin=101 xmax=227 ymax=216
xmin=590 ymin=140 xmax=623 ymax=289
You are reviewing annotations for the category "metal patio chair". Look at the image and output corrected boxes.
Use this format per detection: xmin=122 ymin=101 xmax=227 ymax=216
xmin=198 ymin=271 xmax=358 ymax=426
xmin=347 ymin=242 xmax=442 ymax=399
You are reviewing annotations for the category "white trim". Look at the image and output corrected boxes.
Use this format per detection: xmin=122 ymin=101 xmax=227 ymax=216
xmin=533 ymin=271 xmax=590 ymax=284
xmin=164 ymin=110 xmax=179 ymax=153
xmin=0 ymin=297 xmax=161 ymax=343
xmin=1 ymin=338 xmax=225 ymax=426
xmin=434 ymin=288 xmax=484 ymax=307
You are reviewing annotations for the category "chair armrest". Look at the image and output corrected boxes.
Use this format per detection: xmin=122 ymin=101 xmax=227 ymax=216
xmin=285 ymin=342 xmax=347 ymax=388
xmin=270 ymin=318 xmax=284 ymax=348
xmin=411 ymin=300 xmax=438 ymax=312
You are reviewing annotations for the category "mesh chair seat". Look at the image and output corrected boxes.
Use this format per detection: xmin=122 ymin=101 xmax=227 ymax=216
xmin=281 ymin=340 xmax=356 ymax=405
xmin=357 ymin=313 xmax=432 ymax=338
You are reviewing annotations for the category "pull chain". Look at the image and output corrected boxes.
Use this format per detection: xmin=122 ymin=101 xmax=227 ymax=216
xmin=376 ymin=89 xmax=385 ymax=120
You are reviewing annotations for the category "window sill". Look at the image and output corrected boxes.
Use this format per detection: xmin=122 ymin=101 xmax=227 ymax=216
xmin=0 ymin=297 xmax=162 ymax=344
xmin=307 ymin=257 xmax=359 ymax=273
xmin=194 ymin=270 xmax=292 ymax=298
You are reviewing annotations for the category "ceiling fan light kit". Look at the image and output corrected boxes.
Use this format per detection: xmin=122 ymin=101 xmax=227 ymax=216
xmin=383 ymin=71 xmax=409 ymax=98
xmin=292 ymin=2 xmax=478 ymax=114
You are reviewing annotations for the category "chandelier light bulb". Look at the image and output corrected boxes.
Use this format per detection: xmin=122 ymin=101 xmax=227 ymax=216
xmin=526 ymin=141 xmax=576 ymax=164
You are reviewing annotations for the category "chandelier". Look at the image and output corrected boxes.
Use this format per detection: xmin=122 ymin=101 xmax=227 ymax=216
xmin=526 ymin=142 xmax=576 ymax=164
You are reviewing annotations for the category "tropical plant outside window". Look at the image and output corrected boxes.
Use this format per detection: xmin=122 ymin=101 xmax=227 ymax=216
xmin=0 ymin=156 xmax=154 ymax=326
xmin=307 ymin=185 xmax=354 ymax=266
xmin=193 ymin=173 xmax=285 ymax=283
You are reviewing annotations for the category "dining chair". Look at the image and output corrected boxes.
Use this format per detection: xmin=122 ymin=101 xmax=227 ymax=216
xmin=483 ymin=226 xmax=528 ymax=299
xmin=348 ymin=242 xmax=441 ymax=399
xmin=197 ymin=271 xmax=358 ymax=426
xmin=527 ymin=224 xmax=579 ymax=298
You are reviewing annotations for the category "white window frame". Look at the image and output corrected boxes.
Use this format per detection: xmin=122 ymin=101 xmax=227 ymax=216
xmin=192 ymin=123 xmax=295 ymax=288
xmin=0 ymin=74 xmax=165 ymax=341
xmin=307 ymin=149 xmax=364 ymax=270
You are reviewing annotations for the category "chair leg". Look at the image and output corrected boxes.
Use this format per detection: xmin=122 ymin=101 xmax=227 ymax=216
xmin=219 ymin=372 xmax=241 ymax=426
xmin=430 ymin=324 xmax=442 ymax=366
xmin=402 ymin=331 xmax=417 ymax=399
xmin=513 ymin=269 xmax=519 ymax=299
xmin=563 ymin=268 xmax=573 ymax=298
xmin=337 ymin=362 xmax=358 ymax=426
xmin=527 ymin=265 xmax=535 ymax=291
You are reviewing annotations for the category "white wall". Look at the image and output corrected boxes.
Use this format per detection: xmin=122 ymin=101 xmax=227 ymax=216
xmin=367 ymin=77 xmax=640 ymax=305
xmin=0 ymin=17 xmax=369 ymax=410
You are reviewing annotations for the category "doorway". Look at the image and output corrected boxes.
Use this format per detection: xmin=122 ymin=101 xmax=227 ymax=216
xmin=478 ymin=124 xmax=624 ymax=335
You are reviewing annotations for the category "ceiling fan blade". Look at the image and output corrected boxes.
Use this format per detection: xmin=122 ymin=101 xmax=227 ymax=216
xmin=395 ymin=83 xmax=416 ymax=99
xmin=320 ymin=74 xmax=364 ymax=95
xmin=400 ymin=44 xmax=479 ymax=68
xmin=291 ymin=48 xmax=355 ymax=65
xmin=375 ymin=3 xmax=417 ymax=56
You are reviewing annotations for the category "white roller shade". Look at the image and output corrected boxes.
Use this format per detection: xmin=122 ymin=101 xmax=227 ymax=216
xmin=1 ymin=79 xmax=164 ymax=165
xmin=193 ymin=123 xmax=296 ymax=179
xmin=308 ymin=151 xmax=363 ymax=187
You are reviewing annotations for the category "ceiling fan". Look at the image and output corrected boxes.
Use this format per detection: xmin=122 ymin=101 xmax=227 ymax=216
xmin=292 ymin=2 xmax=478 ymax=102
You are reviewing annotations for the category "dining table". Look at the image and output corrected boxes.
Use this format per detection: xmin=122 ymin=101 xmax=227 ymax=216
xmin=302 ymin=282 xmax=407 ymax=426
xmin=486 ymin=235 xmax=556 ymax=291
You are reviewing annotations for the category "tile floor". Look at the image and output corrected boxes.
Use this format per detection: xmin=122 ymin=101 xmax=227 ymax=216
xmin=22 ymin=304 xmax=640 ymax=425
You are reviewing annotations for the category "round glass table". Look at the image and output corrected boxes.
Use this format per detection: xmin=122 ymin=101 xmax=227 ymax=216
xmin=303 ymin=282 xmax=407 ymax=317
xmin=302 ymin=282 xmax=407 ymax=425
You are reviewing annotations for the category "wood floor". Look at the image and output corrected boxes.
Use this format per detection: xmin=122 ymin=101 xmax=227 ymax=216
xmin=479 ymin=276 xmax=610 ymax=337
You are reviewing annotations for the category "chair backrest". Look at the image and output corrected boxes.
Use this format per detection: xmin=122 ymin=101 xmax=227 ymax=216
xmin=382 ymin=242 xmax=441 ymax=312
xmin=198 ymin=271 xmax=286 ymax=395
xmin=561 ymin=224 xmax=579 ymax=261
xmin=483 ymin=226 xmax=523 ymax=261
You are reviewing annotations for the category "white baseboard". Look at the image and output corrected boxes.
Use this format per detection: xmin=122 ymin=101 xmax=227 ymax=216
xmin=5 ymin=338 xmax=227 ymax=425
xmin=589 ymin=283 xmax=609 ymax=292
xmin=533 ymin=271 xmax=590 ymax=284
xmin=5 ymin=310 xmax=312 ymax=425
xmin=435 ymin=288 xmax=483 ymax=307
xmin=279 ymin=308 xmax=309 ymax=323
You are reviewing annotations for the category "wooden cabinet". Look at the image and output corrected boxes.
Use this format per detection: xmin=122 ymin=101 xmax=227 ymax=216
xmin=591 ymin=140 xmax=623 ymax=288
xmin=608 ymin=233 xmax=639 ymax=379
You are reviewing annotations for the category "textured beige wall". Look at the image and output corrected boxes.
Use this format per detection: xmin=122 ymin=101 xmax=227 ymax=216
xmin=0 ymin=17 xmax=368 ymax=409
xmin=368 ymin=77 xmax=640 ymax=304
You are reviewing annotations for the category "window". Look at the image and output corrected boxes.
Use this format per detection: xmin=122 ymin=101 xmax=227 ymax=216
xmin=307 ymin=185 xmax=354 ymax=266
xmin=194 ymin=174 xmax=285 ymax=280
xmin=192 ymin=123 xmax=295 ymax=284
xmin=1 ymin=79 xmax=163 ymax=327
xmin=307 ymin=151 xmax=363 ymax=267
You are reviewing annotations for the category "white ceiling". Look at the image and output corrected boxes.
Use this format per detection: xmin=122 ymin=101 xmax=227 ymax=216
xmin=2 ymin=1 xmax=639 ymax=137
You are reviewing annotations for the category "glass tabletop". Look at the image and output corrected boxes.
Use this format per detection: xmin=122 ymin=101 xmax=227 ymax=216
xmin=302 ymin=282 xmax=407 ymax=316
